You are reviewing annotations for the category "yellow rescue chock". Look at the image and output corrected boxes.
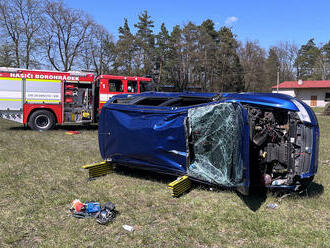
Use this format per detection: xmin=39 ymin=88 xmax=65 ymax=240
xmin=168 ymin=175 xmax=192 ymax=197
xmin=82 ymin=161 xmax=113 ymax=180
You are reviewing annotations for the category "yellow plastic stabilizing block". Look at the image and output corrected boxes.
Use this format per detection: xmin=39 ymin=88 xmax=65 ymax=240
xmin=82 ymin=161 xmax=113 ymax=179
xmin=168 ymin=175 xmax=192 ymax=197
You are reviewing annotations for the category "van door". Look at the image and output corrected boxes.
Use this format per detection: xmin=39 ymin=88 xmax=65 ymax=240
xmin=185 ymin=102 xmax=250 ymax=195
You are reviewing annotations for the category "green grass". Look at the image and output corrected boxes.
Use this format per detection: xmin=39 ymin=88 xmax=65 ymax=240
xmin=0 ymin=118 xmax=329 ymax=247
xmin=312 ymin=107 xmax=325 ymax=114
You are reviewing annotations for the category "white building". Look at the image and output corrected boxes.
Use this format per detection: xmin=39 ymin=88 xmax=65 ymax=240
xmin=272 ymin=80 xmax=330 ymax=107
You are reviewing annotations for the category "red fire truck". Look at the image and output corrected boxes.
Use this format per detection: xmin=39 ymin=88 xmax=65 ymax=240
xmin=0 ymin=67 xmax=153 ymax=130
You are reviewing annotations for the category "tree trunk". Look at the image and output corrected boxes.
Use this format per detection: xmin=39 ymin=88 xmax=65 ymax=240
xmin=158 ymin=60 xmax=162 ymax=92
xmin=15 ymin=41 xmax=20 ymax=67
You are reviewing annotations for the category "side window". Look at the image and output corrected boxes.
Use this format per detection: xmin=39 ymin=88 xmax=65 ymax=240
xmin=325 ymin=92 xmax=330 ymax=102
xmin=140 ymin=81 xmax=152 ymax=92
xmin=127 ymin=80 xmax=138 ymax=93
xmin=109 ymin=79 xmax=123 ymax=92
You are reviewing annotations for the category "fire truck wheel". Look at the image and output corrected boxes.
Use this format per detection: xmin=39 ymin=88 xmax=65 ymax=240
xmin=28 ymin=110 xmax=56 ymax=131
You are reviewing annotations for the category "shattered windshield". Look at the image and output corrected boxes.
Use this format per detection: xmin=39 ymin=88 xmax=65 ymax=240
xmin=187 ymin=103 xmax=245 ymax=186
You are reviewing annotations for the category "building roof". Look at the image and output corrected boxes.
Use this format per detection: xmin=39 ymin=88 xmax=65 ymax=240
xmin=272 ymin=80 xmax=330 ymax=89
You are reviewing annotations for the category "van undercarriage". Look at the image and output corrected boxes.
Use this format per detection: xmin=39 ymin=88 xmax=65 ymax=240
xmin=245 ymin=104 xmax=314 ymax=189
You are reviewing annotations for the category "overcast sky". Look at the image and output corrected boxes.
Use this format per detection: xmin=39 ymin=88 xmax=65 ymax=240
xmin=67 ymin=0 xmax=330 ymax=49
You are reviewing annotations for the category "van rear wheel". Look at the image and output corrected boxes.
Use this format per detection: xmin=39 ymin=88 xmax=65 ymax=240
xmin=28 ymin=110 xmax=56 ymax=131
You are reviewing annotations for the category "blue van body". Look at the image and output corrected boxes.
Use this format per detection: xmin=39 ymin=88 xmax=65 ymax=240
xmin=98 ymin=92 xmax=319 ymax=194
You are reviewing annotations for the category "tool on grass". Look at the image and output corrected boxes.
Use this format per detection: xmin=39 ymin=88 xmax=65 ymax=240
xmin=70 ymin=199 xmax=117 ymax=225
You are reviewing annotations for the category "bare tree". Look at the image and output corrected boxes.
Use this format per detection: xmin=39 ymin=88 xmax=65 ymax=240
xmin=0 ymin=0 xmax=44 ymax=68
xmin=0 ymin=43 xmax=15 ymax=67
xmin=273 ymin=41 xmax=298 ymax=81
xmin=44 ymin=0 xmax=93 ymax=71
xmin=81 ymin=24 xmax=115 ymax=75
xmin=238 ymin=40 xmax=267 ymax=91
xmin=0 ymin=0 xmax=23 ymax=67
xmin=17 ymin=0 xmax=44 ymax=68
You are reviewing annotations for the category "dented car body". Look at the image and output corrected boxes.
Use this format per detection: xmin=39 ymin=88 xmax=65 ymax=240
xmin=98 ymin=92 xmax=319 ymax=195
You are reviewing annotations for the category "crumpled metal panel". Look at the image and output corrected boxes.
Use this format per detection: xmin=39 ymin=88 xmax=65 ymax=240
xmin=187 ymin=103 xmax=245 ymax=186
xmin=99 ymin=105 xmax=188 ymax=175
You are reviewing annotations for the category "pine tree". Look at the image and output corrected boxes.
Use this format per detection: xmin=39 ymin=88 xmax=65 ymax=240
xmin=167 ymin=25 xmax=184 ymax=91
xmin=294 ymin=39 xmax=321 ymax=80
xmin=265 ymin=47 xmax=280 ymax=91
xmin=155 ymin=23 xmax=170 ymax=89
xmin=134 ymin=10 xmax=155 ymax=76
xmin=215 ymin=27 xmax=244 ymax=92
xmin=319 ymin=41 xmax=330 ymax=79
xmin=238 ymin=41 xmax=267 ymax=92
xmin=113 ymin=18 xmax=135 ymax=74
xmin=199 ymin=20 xmax=219 ymax=91
xmin=182 ymin=22 xmax=200 ymax=89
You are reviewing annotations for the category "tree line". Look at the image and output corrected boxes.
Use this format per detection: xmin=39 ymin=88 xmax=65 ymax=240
xmin=0 ymin=0 xmax=329 ymax=92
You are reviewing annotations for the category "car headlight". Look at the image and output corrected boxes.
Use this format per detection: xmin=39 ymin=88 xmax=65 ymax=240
xmin=292 ymin=99 xmax=311 ymax=123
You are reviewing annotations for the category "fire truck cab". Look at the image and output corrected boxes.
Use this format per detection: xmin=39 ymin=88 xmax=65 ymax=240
xmin=97 ymin=74 xmax=154 ymax=111
xmin=0 ymin=67 xmax=152 ymax=130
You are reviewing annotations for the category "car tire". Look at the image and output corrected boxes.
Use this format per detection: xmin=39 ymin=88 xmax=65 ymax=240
xmin=28 ymin=110 xmax=56 ymax=131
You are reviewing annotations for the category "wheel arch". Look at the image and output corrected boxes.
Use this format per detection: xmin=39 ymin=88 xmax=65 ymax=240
xmin=27 ymin=108 xmax=58 ymax=124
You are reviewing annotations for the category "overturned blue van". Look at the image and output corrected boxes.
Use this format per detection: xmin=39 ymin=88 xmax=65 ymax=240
xmin=98 ymin=92 xmax=319 ymax=195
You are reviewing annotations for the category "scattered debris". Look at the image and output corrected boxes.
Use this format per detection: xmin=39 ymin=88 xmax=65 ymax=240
xmin=266 ymin=203 xmax=279 ymax=209
xmin=95 ymin=202 xmax=116 ymax=225
xmin=262 ymin=174 xmax=272 ymax=185
xmin=65 ymin=131 xmax=80 ymax=135
xmin=70 ymin=199 xmax=116 ymax=225
xmin=71 ymin=199 xmax=85 ymax=212
xmin=122 ymin=225 xmax=134 ymax=232
xmin=323 ymin=160 xmax=330 ymax=166
xmin=277 ymin=193 xmax=291 ymax=202
xmin=271 ymin=179 xmax=287 ymax=186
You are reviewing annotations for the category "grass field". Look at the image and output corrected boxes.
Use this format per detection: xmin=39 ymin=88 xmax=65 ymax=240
xmin=0 ymin=114 xmax=329 ymax=247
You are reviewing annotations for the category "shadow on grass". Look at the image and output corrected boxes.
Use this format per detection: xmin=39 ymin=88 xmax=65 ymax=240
xmin=93 ymin=164 xmax=324 ymax=210
xmin=237 ymin=182 xmax=324 ymax=211
xmin=113 ymin=164 xmax=178 ymax=185
xmin=8 ymin=125 xmax=29 ymax=131
xmin=113 ymin=164 xmax=263 ymax=209
xmin=268 ymin=181 xmax=324 ymax=199
xmin=299 ymin=182 xmax=324 ymax=198
xmin=55 ymin=124 xmax=98 ymax=131
xmin=8 ymin=124 xmax=98 ymax=131
xmin=113 ymin=164 xmax=236 ymax=192
xmin=237 ymin=187 xmax=268 ymax=212
xmin=112 ymin=165 xmax=236 ymax=198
